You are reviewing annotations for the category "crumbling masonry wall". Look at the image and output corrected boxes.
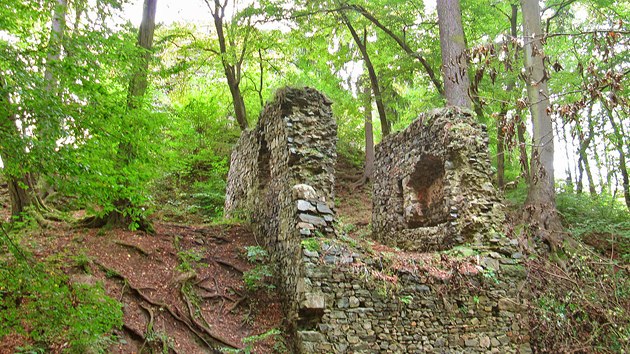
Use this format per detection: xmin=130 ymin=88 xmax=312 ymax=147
xmin=372 ymin=108 xmax=506 ymax=252
xmin=224 ymin=87 xmax=338 ymax=349
xmin=298 ymin=242 xmax=530 ymax=353
xmin=225 ymin=95 xmax=528 ymax=352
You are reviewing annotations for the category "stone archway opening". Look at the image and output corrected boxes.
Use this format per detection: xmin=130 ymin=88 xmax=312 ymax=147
xmin=402 ymin=156 xmax=447 ymax=228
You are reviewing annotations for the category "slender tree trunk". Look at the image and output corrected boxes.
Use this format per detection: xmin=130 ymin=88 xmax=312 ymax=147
xmin=517 ymin=115 xmax=530 ymax=180
xmin=497 ymin=110 xmax=506 ymax=188
xmin=44 ymin=0 xmax=67 ymax=91
xmin=127 ymin=0 xmax=157 ymax=107
xmin=496 ymin=5 xmax=519 ymax=189
xmin=350 ymin=5 xmax=444 ymax=96
xmin=363 ymin=78 xmax=375 ymax=181
xmin=257 ymin=48 xmax=264 ymax=109
xmin=436 ymin=0 xmax=471 ymax=108
xmin=603 ymin=103 xmax=630 ymax=211
xmin=0 ymin=77 xmax=49 ymax=220
xmin=576 ymin=108 xmax=596 ymax=196
xmin=576 ymin=156 xmax=584 ymax=194
xmin=93 ymin=0 xmax=157 ymax=232
xmin=521 ymin=0 xmax=562 ymax=247
xmin=556 ymin=119 xmax=573 ymax=186
xmin=341 ymin=14 xmax=390 ymax=135
xmin=209 ymin=0 xmax=248 ymax=131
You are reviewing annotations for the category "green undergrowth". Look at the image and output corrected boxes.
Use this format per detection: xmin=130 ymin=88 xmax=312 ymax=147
xmin=506 ymin=184 xmax=630 ymax=261
xmin=243 ymin=246 xmax=275 ymax=292
xmin=0 ymin=228 xmax=123 ymax=353
xmin=150 ymin=151 xmax=229 ymax=223
xmin=556 ymin=190 xmax=630 ymax=261
xmin=527 ymin=241 xmax=629 ymax=353
xmin=504 ymin=185 xmax=630 ymax=352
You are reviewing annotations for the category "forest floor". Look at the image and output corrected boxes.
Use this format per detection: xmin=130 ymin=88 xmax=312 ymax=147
xmin=0 ymin=190 xmax=284 ymax=353
xmin=1 ymin=158 xmax=628 ymax=353
xmin=0 ymin=159 xmax=373 ymax=354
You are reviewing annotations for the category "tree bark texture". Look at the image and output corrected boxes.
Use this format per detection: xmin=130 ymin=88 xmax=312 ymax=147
xmin=127 ymin=0 xmax=157 ymax=106
xmin=521 ymin=0 xmax=563 ymax=247
xmin=521 ymin=0 xmax=556 ymax=206
xmin=436 ymin=0 xmax=471 ymax=109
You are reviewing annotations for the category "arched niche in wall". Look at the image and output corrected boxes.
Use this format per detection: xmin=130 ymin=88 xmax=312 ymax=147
xmin=401 ymin=156 xmax=448 ymax=228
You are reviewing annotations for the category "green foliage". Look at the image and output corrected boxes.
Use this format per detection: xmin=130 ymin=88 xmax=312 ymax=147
xmin=399 ymin=294 xmax=413 ymax=305
xmin=557 ymin=190 xmax=630 ymax=236
xmin=177 ymin=249 xmax=205 ymax=272
xmin=243 ymin=265 xmax=275 ymax=292
xmin=556 ymin=189 xmax=630 ymax=260
xmin=245 ymin=246 xmax=268 ymax=263
xmin=0 ymin=257 xmax=123 ymax=353
xmin=301 ymin=238 xmax=320 ymax=252
xmin=243 ymin=246 xmax=275 ymax=291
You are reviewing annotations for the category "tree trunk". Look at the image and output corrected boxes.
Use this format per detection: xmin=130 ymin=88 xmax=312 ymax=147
xmin=98 ymin=0 xmax=157 ymax=233
xmin=363 ymin=78 xmax=375 ymax=181
xmin=127 ymin=0 xmax=157 ymax=107
xmin=210 ymin=0 xmax=248 ymax=131
xmin=0 ymin=76 xmax=48 ymax=220
xmin=497 ymin=109 xmax=506 ymax=188
xmin=7 ymin=174 xmax=47 ymax=219
xmin=576 ymin=108 xmax=596 ymax=196
xmin=521 ymin=0 xmax=563 ymax=247
xmin=496 ymin=5 xmax=519 ymax=189
xmin=556 ymin=117 xmax=573 ymax=186
xmin=44 ymin=0 xmax=67 ymax=91
xmin=436 ymin=0 xmax=471 ymax=109
xmin=341 ymin=15 xmax=390 ymax=136
xmin=603 ymin=103 xmax=630 ymax=211
xmin=517 ymin=115 xmax=530 ymax=180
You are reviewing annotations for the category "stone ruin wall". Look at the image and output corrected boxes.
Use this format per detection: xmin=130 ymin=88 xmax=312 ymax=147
xmin=225 ymin=91 xmax=529 ymax=353
xmin=298 ymin=242 xmax=530 ymax=353
xmin=372 ymin=108 xmax=508 ymax=252
xmin=224 ymin=87 xmax=338 ymax=349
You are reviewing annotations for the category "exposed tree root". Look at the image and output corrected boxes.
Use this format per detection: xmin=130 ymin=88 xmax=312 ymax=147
xmin=350 ymin=175 xmax=369 ymax=190
xmin=211 ymin=258 xmax=245 ymax=274
xmin=522 ymin=202 xmax=566 ymax=251
xmin=76 ymin=211 xmax=155 ymax=234
xmin=114 ymin=240 xmax=151 ymax=256
xmin=96 ymin=261 xmax=238 ymax=351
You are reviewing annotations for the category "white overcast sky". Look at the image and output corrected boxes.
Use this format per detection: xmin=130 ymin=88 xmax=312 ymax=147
xmin=123 ymin=0 xmax=439 ymax=26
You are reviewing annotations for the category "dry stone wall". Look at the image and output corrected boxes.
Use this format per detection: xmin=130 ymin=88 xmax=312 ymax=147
xmin=297 ymin=241 xmax=530 ymax=353
xmin=372 ymin=108 xmax=507 ymax=252
xmin=224 ymin=87 xmax=337 ymax=350
xmin=225 ymin=93 xmax=528 ymax=352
